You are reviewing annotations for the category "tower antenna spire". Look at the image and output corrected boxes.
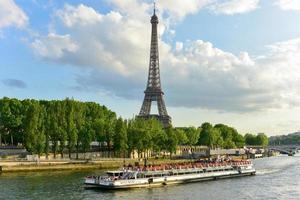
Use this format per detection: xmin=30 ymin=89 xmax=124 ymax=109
xmin=153 ymin=1 xmax=156 ymax=15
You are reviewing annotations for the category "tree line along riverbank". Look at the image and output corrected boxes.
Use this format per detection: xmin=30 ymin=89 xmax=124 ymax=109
xmin=0 ymin=97 xmax=268 ymax=159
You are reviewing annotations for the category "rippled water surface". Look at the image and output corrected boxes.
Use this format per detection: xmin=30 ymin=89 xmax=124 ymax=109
xmin=0 ymin=156 xmax=299 ymax=200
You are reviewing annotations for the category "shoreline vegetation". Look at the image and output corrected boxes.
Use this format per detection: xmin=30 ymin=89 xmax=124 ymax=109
xmin=269 ymin=132 xmax=300 ymax=145
xmin=0 ymin=97 xmax=268 ymax=173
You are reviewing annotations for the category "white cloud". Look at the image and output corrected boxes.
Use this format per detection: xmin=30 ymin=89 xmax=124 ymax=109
xmin=0 ymin=0 xmax=28 ymax=29
xmin=209 ymin=0 xmax=260 ymax=15
xmin=163 ymin=39 xmax=300 ymax=111
xmin=109 ymin=0 xmax=258 ymax=25
xmin=56 ymin=4 xmax=103 ymax=27
xmin=175 ymin=42 xmax=183 ymax=51
xmin=31 ymin=33 xmax=78 ymax=59
xmin=32 ymin=3 xmax=157 ymax=75
xmin=158 ymin=0 xmax=212 ymax=21
xmin=30 ymin=3 xmax=300 ymax=113
xmin=275 ymin=0 xmax=300 ymax=10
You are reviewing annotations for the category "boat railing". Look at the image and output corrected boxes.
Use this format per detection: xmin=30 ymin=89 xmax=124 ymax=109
xmin=121 ymin=160 xmax=252 ymax=172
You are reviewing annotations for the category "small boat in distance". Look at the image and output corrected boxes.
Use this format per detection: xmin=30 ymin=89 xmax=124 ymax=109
xmin=84 ymin=160 xmax=256 ymax=189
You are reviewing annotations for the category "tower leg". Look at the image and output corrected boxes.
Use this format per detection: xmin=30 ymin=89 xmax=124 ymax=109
xmin=139 ymin=96 xmax=151 ymax=116
xmin=157 ymin=95 xmax=168 ymax=116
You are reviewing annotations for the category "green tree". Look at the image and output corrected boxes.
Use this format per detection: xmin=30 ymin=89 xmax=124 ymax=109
xmin=198 ymin=122 xmax=213 ymax=147
xmin=199 ymin=122 xmax=223 ymax=148
xmin=113 ymin=118 xmax=128 ymax=157
xmin=233 ymin=133 xmax=245 ymax=148
xmin=244 ymin=133 xmax=257 ymax=145
xmin=127 ymin=118 xmax=151 ymax=158
xmin=174 ymin=129 xmax=188 ymax=145
xmin=0 ymin=98 xmax=23 ymax=145
xmin=256 ymin=133 xmax=268 ymax=147
xmin=104 ymin=112 xmax=117 ymax=155
xmin=127 ymin=119 xmax=135 ymax=158
xmin=93 ymin=118 xmax=105 ymax=151
xmin=152 ymin=127 xmax=166 ymax=155
xmin=185 ymin=127 xmax=200 ymax=147
xmin=48 ymin=102 xmax=60 ymax=158
xmin=215 ymin=124 xmax=234 ymax=149
xmin=65 ymin=99 xmax=77 ymax=158
xmin=23 ymin=101 xmax=46 ymax=157
xmin=43 ymin=102 xmax=51 ymax=159
xmin=57 ymin=101 xmax=67 ymax=158
xmin=74 ymin=102 xmax=85 ymax=159
xmin=164 ymin=127 xmax=178 ymax=158
xmin=146 ymin=118 xmax=165 ymax=158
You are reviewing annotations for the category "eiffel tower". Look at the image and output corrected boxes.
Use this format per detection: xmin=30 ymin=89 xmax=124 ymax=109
xmin=138 ymin=4 xmax=172 ymax=128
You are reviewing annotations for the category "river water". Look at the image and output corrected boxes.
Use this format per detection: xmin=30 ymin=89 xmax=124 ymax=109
xmin=0 ymin=156 xmax=299 ymax=200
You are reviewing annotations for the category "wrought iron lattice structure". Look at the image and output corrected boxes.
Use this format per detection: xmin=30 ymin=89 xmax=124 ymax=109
xmin=138 ymin=5 xmax=172 ymax=128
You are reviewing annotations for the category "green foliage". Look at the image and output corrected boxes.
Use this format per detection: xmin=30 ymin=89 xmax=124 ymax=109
xmin=244 ymin=133 xmax=269 ymax=146
xmin=174 ymin=129 xmax=188 ymax=145
xmin=0 ymin=97 xmax=116 ymax=158
xmin=256 ymin=133 xmax=269 ymax=147
xmin=197 ymin=123 xmax=246 ymax=149
xmin=93 ymin=118 xmax=105 ymax=145
xmin=79 ymin=122 xmax=94 ymax=153
xmin=127 ymin=118 xmax=148 ymax=156
xmin=184 ymin=127 xmax=199 ymax=146
xmin=232 ymin=131 xmax=245 ymax=148
xmin=244 ymin=133 xmax=257 ymax=145
xmin=199 ymin=122 xmax=214 ymax=147
xmin=65 ymin=98 xmax=77 ymax=158
xmin=23 ymin=100 xmax=46 ymax=156
xmin=113 ymin=118 xmax=128 ymax=154
xmin=164 ymin=128 xmax=178 ymax=157
xmin=104 ymin=112 xmax=116 ymax=149
xmin=0 ymin=97 xmax=269 ymax=159
xmin=0 ymin=97 xmax=23 ymax=145
xmin=269 ymin=132 xmax=300 ymax=145
xmin=214 ymin=124 xmax=245 ymax=148
xmin=127 ymin=118 xmax=170 ymax=158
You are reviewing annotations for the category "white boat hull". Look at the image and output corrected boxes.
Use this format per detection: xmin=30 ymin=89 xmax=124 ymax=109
xmin=84 ymin=168 xmax=256 ymax=189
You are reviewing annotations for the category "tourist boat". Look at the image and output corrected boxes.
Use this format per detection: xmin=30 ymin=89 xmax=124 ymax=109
xmin=84 ymin=160 xmax=256 ymax=189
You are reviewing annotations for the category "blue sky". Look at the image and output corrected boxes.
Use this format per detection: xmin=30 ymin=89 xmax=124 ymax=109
xmin=1 ymin=0 xmax=300 ymax=135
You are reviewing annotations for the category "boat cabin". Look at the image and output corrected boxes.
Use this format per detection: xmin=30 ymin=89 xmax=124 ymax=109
xmin=106 ymin=171 xmax=124 ymax=178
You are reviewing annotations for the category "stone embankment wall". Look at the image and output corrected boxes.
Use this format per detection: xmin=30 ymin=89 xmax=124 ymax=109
xmin=0 ymin=148 xmax=28 ymax=157
xmin=0 ymin=159 xmax=125 ymax=172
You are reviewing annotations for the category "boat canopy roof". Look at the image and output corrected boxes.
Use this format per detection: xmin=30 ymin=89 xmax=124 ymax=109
xmin=107 ymin=171 xmax=124 ymax=174
xmin=141 ymin=171 xmax=169 ymax=176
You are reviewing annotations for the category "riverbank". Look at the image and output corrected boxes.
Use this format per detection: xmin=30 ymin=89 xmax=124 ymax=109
xmin=0 ymin=160 xmax=122 ymax=172
xmin=0 ymin=158 xmax=195 ymax=173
